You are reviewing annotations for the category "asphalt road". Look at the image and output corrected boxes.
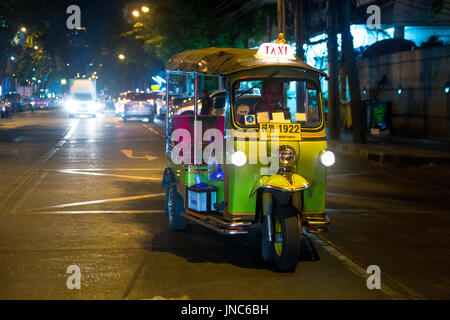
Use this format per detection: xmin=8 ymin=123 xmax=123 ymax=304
xmin=0 ymin=108 xmax=449 ymax=300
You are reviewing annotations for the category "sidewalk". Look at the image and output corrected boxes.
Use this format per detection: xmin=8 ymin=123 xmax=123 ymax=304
xmin=327 ymin=132 xmax=450 ymax=165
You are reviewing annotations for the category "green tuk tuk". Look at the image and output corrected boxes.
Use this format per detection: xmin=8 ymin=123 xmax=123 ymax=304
xmin=162 ymin=41 xmax=335 ymax=271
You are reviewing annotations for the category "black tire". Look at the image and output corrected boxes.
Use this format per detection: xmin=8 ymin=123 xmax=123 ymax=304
xmin=272 ymin=206 xmax=301 ymax=271
xmin=165 ymin=184 xmax=187 ymax=230
xmin=122 ymin=116 xmax=127 ymax=122
xmin=261 ymin=216 xmax=273 ymax=262
xmin=148 ymin=114 xmax=154 ymax=123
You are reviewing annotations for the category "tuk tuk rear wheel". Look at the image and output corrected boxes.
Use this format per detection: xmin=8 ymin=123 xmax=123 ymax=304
xmin=272 ymin=206 xmax=301 ymax=271
xmin=166 ymin=184 xmax=187 ymax=231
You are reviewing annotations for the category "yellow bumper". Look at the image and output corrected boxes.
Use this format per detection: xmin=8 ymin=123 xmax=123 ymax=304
xmin=250 ymin=173 xmax=310 ymax=197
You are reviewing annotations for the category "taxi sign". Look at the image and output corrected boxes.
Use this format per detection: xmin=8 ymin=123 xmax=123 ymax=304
xmin=255 ymin=43 xmax=296 ymax=60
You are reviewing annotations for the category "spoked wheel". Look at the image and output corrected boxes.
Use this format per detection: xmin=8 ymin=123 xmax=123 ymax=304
xmin=272 ymin=206 xmax=301 ymax=271
xmin=165 ymin=184 xmax=187 ymax=230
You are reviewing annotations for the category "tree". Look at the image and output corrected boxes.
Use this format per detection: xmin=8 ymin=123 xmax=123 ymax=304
xmin=98 ymin=17 xmax=163 ymax=94
xmin=128 ymin=0 xmax=271 ymax=63
xmin=0 ymin=0 xmax=68 ymax=91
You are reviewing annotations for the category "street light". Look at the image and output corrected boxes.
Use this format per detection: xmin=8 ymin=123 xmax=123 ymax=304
xmin=132 ymin=10 xmax=140 ymax=17
xmin=142 ymin=6 xmax=149 ymax=13
xmin=34 ymin=45 xmax=38 ymax=50
xmin=20 ymin=27 xmax=27 ymax=33
xmin=118 ymin=54 xmax=125 ymax=60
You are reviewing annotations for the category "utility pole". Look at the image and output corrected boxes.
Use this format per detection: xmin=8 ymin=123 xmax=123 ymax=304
xmin=327 ymin=0 xmax=340 ymax=140
xmin=277 ymin=0 xmax=286 ymax=35
xmin=342 ymin=0 xmax=366 ymax=143
xmin=294 ymin=0 xmax=306 ymax=60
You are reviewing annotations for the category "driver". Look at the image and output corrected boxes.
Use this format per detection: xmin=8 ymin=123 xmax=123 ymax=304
xmin=253 ymin=79 xmax=290 ymax=121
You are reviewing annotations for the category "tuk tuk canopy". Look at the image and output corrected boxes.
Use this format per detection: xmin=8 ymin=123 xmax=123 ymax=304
xmin=166 ymin=47 xmax=327 ymax=77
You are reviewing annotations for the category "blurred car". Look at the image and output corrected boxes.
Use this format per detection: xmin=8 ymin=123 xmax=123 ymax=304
xmin=0 ymin=99 xmax=12 ymax=118
xmin=121 ymin=92 xmax=157 ymax=122
xmin=115 ymin=92 xmax=128 ymax=116
xmin=22 ymin=97 xmax=34 ymax=111
xmin=155 ymin=92 xmax=166 ymax=118
xmin=34 ymin=94 xmax=50 ymax=110
xmin=64 ymin=92 xmax=99 ymax=118
xmin=3 ymin=93 xmax=25 ymax=112
xmin=105 ymin=96 xmax=116 ymax=110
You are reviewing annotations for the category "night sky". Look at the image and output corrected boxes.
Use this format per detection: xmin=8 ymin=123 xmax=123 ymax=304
xmin=65 ymin=0 xmax=125 ymax=45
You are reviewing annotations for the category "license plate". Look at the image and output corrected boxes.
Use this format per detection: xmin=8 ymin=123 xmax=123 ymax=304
xmin=259 ymin=123 xmax=301 ymax=140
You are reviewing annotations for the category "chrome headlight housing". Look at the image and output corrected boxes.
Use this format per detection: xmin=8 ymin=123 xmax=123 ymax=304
xmin=278 ymin=146 xmax=296 ymax=167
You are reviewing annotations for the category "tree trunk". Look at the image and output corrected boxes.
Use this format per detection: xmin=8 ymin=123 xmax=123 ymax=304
xmin=341 ymin=0 xmax=366 ymax=143
xmin=327 ymin=0 xmax=340 ymax=140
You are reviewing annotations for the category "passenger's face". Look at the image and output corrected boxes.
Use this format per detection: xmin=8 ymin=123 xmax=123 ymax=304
xmin=262 ymin=83 xmax=282 ymax=109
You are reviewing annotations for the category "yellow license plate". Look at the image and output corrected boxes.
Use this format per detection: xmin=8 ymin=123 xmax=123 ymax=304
xmin=259 ymin=123 xmax=301 ymax=140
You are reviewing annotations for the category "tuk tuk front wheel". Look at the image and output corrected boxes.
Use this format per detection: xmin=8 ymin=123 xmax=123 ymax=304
xmin=166 ymin=184 xmax=187 ymax=231
xmin=272 ymin=206 xmax=301 ymax=271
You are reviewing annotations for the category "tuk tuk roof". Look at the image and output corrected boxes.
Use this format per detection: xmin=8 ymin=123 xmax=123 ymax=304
xmin=166 ymin=47 xmax=327 ymax=77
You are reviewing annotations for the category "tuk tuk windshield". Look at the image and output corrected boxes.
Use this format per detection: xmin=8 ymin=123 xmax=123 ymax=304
xmin=232 ymin=78 xmax=321 ymax=129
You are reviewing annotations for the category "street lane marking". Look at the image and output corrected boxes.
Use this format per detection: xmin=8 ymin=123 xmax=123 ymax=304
xmin=121 ymin=149 xmax=158 ymax=161
xmin=46 ymin=168 xmax=164 ymax=171
xmin=35 ymin=193 xmax=165 ymax=210
xmin=33 ymin=210 xmax=165 ymax=215
xmin=0 ymin=119 xmax=79 ymax=214
xmin=10 ymin=171 xmax=49 ymax=214
xmin=144 ymin=124 xmax=164 ymax=138
xmin=54 ymin=169 xmax=162 ymax=181
xmin=311 ymin=233 xmax=424 ymax=300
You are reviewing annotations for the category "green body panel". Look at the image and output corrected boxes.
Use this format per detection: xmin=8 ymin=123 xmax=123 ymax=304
xmin=227 ymin=139 xmax=327 ymax=216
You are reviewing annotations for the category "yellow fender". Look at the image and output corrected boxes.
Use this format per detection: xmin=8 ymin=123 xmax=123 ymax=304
xmin=250 ymin=174 xmax=310 ymax=197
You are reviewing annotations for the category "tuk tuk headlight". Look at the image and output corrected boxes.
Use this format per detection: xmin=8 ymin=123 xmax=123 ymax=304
xmin=278 ymin=146 xmax=296 ymax=166
xmin=319 ymin=150 xmax=335 ymax=167
xmin=231 ymin=151 xmax=247 ymax=167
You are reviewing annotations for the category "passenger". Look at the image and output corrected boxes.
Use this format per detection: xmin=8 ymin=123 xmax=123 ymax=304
xmin=200 ymin=90 xmax=213 ymax=115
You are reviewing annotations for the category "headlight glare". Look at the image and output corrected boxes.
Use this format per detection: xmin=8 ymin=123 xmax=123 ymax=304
xmin=320 ymin=150 xmax=335 ymax=167
xmin=231 ymin=151 xmax=247 ymax=167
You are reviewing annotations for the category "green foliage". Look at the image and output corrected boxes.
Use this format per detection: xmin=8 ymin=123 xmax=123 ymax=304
xmin=130 ymin=0 xmax=271 ymax=63
xmin=0 ymin=0 xmax=68 ymax=89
